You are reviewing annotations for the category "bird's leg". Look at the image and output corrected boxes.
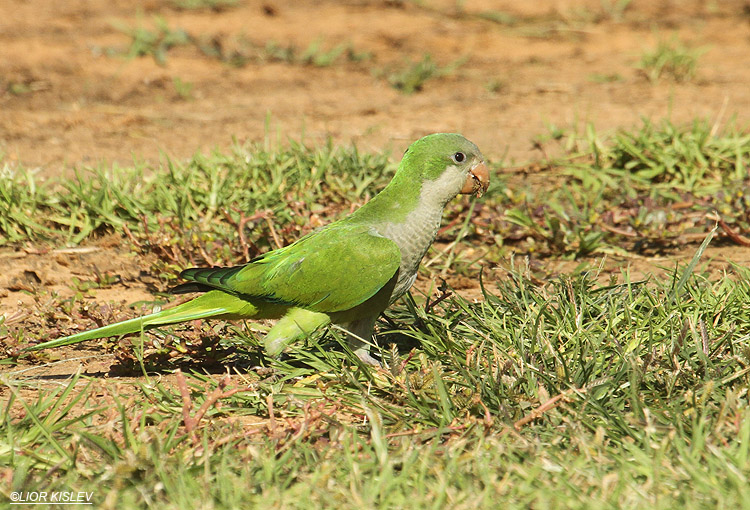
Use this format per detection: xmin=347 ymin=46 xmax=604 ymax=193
xmin=343 ymin=315 xmax=381 ymax=366
xmin=264 ymin=308 xmax=331 ymax=357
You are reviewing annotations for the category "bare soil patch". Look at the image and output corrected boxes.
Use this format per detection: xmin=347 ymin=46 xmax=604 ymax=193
xmin=3 ymin=0 xmax=750 ymax=171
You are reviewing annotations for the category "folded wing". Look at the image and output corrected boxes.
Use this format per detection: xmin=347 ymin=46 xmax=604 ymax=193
xmin=174 ymin=224 xmax=402 ymax=313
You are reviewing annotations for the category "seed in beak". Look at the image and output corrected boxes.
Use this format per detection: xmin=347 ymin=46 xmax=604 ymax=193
xmin=461 ymin=162 xmax=490 ymax=197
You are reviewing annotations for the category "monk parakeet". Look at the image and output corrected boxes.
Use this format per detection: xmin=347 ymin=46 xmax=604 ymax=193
xmin=22 ymin=133 xmax=489 ymax=365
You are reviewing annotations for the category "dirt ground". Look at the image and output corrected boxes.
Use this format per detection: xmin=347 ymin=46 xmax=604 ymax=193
xmin=4 ymin=0 xmax=750 ymax=171
xmin=3 ymin=0 xmax=750 ymax=382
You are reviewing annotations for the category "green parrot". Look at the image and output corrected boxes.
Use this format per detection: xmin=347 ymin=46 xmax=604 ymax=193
xmin=21 ymin=133 xmax=489 ymax=365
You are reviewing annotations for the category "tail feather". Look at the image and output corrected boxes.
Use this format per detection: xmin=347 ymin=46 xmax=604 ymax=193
xmin=22 ymin=291 xmax=246 ymax=353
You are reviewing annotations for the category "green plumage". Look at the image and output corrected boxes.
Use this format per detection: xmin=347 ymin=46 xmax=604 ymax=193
xmin=21 ymin=133 xmax=487 ymax=364
xmin=22 ymin=291 xmax=262 ymax=352
xmin=176 ymin=224 xmax=401 ymax=312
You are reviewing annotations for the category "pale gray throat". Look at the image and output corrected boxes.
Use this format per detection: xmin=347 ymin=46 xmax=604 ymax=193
xmin=379 ymin=204 xmax=444 ymax=300
xmin=375 ymin=168 xmax=464 ymax=301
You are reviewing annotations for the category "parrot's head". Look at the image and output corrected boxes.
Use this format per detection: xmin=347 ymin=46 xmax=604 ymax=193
xmin=401 ymin=133 xmax=489 ymax=206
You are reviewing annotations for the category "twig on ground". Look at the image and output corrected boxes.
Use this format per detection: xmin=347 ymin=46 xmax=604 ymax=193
xmin=122 ymin=224 xmax=142 ymax=249
xmin=267 ymin=393 xmax=277 ymax=437
xmin=714 ymin=215 xmax=750 ymax=246
xmin=175 ymin=369 xmax=256 ymax=441
xmin=425 ymin=280 xmax=453 ymax=314
xmin=263 ymin=211 xmax=283 ymax=249
xmin=513 ymin=387 xmax=587 ymax=430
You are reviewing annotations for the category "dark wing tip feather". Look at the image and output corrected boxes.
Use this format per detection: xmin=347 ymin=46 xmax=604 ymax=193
xmin=179 ymin=267 xmax=201 ymax=280
xmin=175 ymin=265 xmax=247 ymax=294
xmin=169 ymin=282 xmax=213 ymax=294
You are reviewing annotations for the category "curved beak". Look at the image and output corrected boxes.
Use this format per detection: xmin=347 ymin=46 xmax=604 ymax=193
xmin=460 ymin=162 xmax=490 ymax=197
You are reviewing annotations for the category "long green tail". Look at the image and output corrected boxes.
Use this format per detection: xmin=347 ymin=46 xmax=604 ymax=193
xmin=22 ymin=291 xmax=258 ymax=353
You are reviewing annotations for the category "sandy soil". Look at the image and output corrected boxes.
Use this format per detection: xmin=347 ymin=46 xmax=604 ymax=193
xmin=3 ymin=0 xmax=750 ymax=172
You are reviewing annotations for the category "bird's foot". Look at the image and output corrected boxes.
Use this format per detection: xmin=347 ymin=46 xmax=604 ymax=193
xmin=353 ymin=348 xmax=382 ymax=367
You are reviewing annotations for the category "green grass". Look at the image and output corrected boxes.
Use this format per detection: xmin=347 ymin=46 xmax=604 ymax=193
xmin=495 ymin=117 xmax=750 ymax=257
xmin=111 ymin=17 xmax=369 ymax=70
xmin=112 ymin=16 xmax=192 ymax=66
xmin=0 ymin=140 xmax=392 ymax=267
xmin=638 ymin=37 xmax=706 ymax=83
xmin=171 ymin=0 xmax=240 ymax=10
xmin=381 ymin=54 xmax=467 ymax=94
xmin=484 ymin=78 xmax=507 ymax=93
xmin=172 ymin=77 xmax=194 ymax=99
xmin=3 ymin=119 xmax=750 ymax=507
xmin=4 ymin=247 xmax=750 ymax=507
xmin=599 ymin=0 xmax=633 ymax=22
xmin=588 ymin=72 xmax=623 ymax=83
xmin=2 ymin=117 xmax=750 ymax=263
xmin=195 ymin=35 xmax=371 ymax=68
xmin=474 ymin=10 xmax=518 ymax=26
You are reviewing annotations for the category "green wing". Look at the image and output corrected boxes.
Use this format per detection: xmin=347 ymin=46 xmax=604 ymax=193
xmin=178 ymin=224 xmax=401 ymax=313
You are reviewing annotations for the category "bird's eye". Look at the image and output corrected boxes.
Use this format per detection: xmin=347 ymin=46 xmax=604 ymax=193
xmin=452 ymin=152 xmax=465 ymax=163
